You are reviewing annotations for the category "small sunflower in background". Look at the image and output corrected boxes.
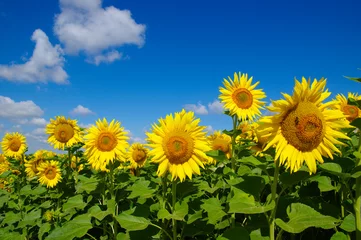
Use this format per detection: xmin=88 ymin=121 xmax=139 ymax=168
xmin=219 ymin=72 xmax=266 ymax=121
xmin=70 ymin=155 xmax=84 ymax=172
xmin=333 ymin=93 xmax=361 ymax=123
xmin=1 ymin=132 xmax=27 ymax=158
xmin=128 ymin=143 xmax=148 ymax=169
xmin=249 ymin=122 xmax=269 ymax=157
xmin=0 ymin=154 xmax=10 ymax=174
xmin=37 ymin=161 xmax=62 ymax=188
xmin=43 ymin=210 xmax=55 ymax=222
xmin=25 ymin=150 xmax=56 ymax=178
xmin=146 ymin=109 xmax=211 ymax=182
xmin=208 ymin=131 xmax=232 ymax=159
xmin=46 ymin=116 xmax=82 ymax=150
xmin=84 ymin=118 xmax=129 ymax=171
xmin=259 ymin=77 xmax=352 ymax=173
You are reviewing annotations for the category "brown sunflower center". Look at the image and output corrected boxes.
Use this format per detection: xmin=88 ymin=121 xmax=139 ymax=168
xmin=54 ymin=124 xmax=75 ymax=143
xmin=163 ymin=133 xmax=194 ymax=165
xmin=45 ymin=166 xmax=57 ymax=180
xmin=212 ymin=138 xmax=230 ymax=153
xmin=132 ymin=149 xmax=147 ymax=163
xmin=342 ymin=105 xmax=359 ymax=122
xmin=232 ymin=88 xmax=253 ymax=109
xmin=9 ymin=138 xmax=21 ymax=152
xmin=281 ymin=101 xmax=325 ymax=152
xmin=97 ymin=132 xmax=117 ymax=152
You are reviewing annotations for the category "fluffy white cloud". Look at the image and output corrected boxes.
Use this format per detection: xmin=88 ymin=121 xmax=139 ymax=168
xmin=125 ymin=129 xmax=146 ymax=144
xmin=70 ymin=105 xmax=95 ymax=116
xmin=25 ymin=128 xmax=47 ymax=144
xmin=54 ymin=0 xmax=146 ymax=64
xmin=0 ymin=96 xmax=44 ymax=119
xmin=208 ymin=100 xmax=224 ymax=114
xmin=28 ymin=118 xmax=48 ymax=126
xmin=205 ymin=125 xmax=214 ymax=134
xmin=79 ymin=123 xmax=93 ymax=129
xmin=0 ymin=29 xmax=68 ymax=84
xmin=184 ymin=103 xmax=208 ymax=115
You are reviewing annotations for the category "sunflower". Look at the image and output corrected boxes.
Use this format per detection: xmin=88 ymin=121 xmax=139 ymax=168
xmin=70 ymin=155 xmax=84 ymax=172
xmin=84 ymin=118 xmax=129 ymax=171
xmin=333 ymin=93 xmax=361 ymax=123
xmin=249 ymin=122 xmax=270 ymax=157
xmin=259 ymin=77 xmax=352 ymax=173
xmin=0 ymin=154 xmax=10 ymax=174
xmin=208 ymin=131 xmax=232 ymax=159
xmin=1 ymin=132 xmax=27 ymax=158
xmin=146 ymin=109 xmax=211 ymax=182
xmin=25 ymin=150 xmax=56 ymax=178
xmin=37 ymin=160 xmax=62 ymax=188
xmin=43 ymin=210 xmax=54 ymax=222
xmin=127 ymin=143 xmax=148 ymax=169
xmin=46 ymin=116 xmax=82 ymax=150
xmin=219 ymin=72 xmax=266 ymax=121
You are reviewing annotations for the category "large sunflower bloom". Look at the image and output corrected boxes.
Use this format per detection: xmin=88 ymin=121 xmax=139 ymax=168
xmin=127 ymin=143 xmax=148 ymax=169
xmin=84 ymin=118 xmax=129 ymax=171
xmin=219 ymin=72 xmax=266 ymax=121
xmin=46 ymin=116 xmax=82 ymax=150
xmin=37 ymin=160 xmax=62 ymax=188
xmin=146 ymin=109 xmax=211 ymax=182
xmin=259 ymin=77 xmax=352 ymax=173
xmin=333 ymin=93 xmax=361 ymax=123
xmin=1 ymin=132 xmax=27 ymax=158
xmin=25 ymin=150 xmax=56 ymax=178
xmin=208 ymin=131 xmax=232 ymax=159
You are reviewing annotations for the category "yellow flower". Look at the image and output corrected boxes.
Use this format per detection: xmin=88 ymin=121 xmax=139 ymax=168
xmin=1 ymin=132 xmax=27 ymax=158
xmin=46 ymin=116 xmax=82 ymax=150
xmin=25 ymin=150 xmax=56 ymax=178
xmin=43 ymin=210 xmax=54 ymax=222
xmin=146 ymin=109 xmax=211 ymax=182
xmin=37 ymin=161 xmax=62 ymax=188
xmin=70 ymin=156 xmax=84 ymax=172
xmin=0 ymin=154 xmax=10 ymax=174
xmin=208 ymin=131 xmax=232 ymax=159
xmin=219 ymin=72 xmax=266 ymax=121
xmin=249 ymin=122 xmax=270 ymax=157
xmin=333 ymin=93 xmax=361 ymax=123
xmin=84 ymin=118 xmax=129 ymax=171
xmin=127 ymin=143 xmax=148 ymax=169
xmin=259 ymin=77 xmax=352 ymax=173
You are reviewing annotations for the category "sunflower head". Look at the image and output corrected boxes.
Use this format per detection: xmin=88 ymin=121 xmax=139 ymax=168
xmin=127 ymin=143 xmax=148 ymax=169
xmin=259 ymin=77 xmax=352 ymax=173
xmin=25 ymin=150 xmax=56 ymax=178
xmin=84 ymin=118 xmax=129 ymax=172
xmin=146 ymin=109 xmax=211 ymax=182
xmin=208 ymin=131 xmax=232 ymax=159
xmin=46 ymin=116 xmax=82 ymax=150
xmin=43 ymin=210 xmax=54 ymax=222
xmin=37 ymin=160 xmax=62 ymax=188
xmin=334 ymin=93 xmax=361 ymax=123
xmin=70 ymin=156 xmax=84 ymax=172
xmin=0 ymin=154 xmax=10 ymax=174
xmin=219 ymin=72 xmax=266 ymax=121
xmin=1 ymin=132 xmax=27 ymax=158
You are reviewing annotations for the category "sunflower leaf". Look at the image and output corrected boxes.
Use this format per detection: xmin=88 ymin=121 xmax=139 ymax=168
xmin=351 ymin=118 xmax=361 ymax=130
xmin=46 ymin=214 xmax=92 ymax=240
xmin=330 ymin=232 xmax=349 ymax=240
xmin=217 ymin=227 xmax=250 ymax=240
xmin=318 ymin=163 xmax=351 ymax=179
xmin=75 ymin=175 xmax=99 ymax=194
xmin=339 ymin=213 xmax=356 ymax=232
xmin=347 ymin=98 xmax=361 ymax=108
xmin=127 ymin=179 xmax=156 ymax=199
xmin=62 ymin=195 xmax=87 ymax=212
xmin=115 ymin=213 xmax=150 ymax=231
xmin=344 ymin=76 xmax=361 ymax=83
xmin=280 ymin=170 xmax=310 ymax=186
xmin=201 ymin=197 xmax=227 ymax=225
xmin=309 ymin=175 xmax=336 ymax=192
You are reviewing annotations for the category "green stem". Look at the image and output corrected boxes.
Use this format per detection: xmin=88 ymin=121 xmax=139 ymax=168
xmin=269 ymin=161 xmax=280 ymax=240
xmin=230 ymin=115 xmax=238 ymax=172
xmin=172 ymin=181 xmax=177 ymax=240
xmin=109 ymin=163 xmax=118 ymax=239
xmin=68 ymin=149 xmax=72 ymax=181
xmin=354 ymin=135 xmax=361 ymax=240
xmin=150 ymin=223 xmax=173 ymax=240
xmin=341 ymin=184 xmax=345 ymax=219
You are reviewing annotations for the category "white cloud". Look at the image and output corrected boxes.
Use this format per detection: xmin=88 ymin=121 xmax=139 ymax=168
xmin=70 ymin=105 xmax=95 ymax=116
xmin=25 ymin=128 xmax=47 ymax=144
xmin=0 ymin=96 xmax=44 ymax=119
xmin=28 ymin=118 xmax=48 ymax=126
xmin=205 ymin=125 xmax=214 ymax=134
xmin=0 ymin=29 xmax=68 ymax=84
xmin=184 ymin=103 xmax=208 ymax=115
xmin=79 ymin=123 xmax=93 ymax=129
xmin=54 ymin=0 xmax=146 ymax=64
xmin=208 ymin=100 xmax=224 ymax=114
xmin=125 ymin=129 xmax=145 ymax=144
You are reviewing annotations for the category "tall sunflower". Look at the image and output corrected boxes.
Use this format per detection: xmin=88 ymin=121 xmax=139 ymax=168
xmin=37 ymin=161 xmax=62 ymax=188
xmin=259 ymin=77 xmax=352 ymax=173
xmin=1 ymin=132 xmax=27 ymax=158
xmin=146 ymin=109 xmax=211 ymax=182
xmin=46 ymin=116 xmax=82 ymax=150
xmin=127 ymin=143 xmax=148 ymax=169
xmin=333 ymin=93 xmax=361 ymax=123
xmin=83 ymin=118 xmax=129 ymax=171
xmin=25 ymin=150 xmax=56 ymax=178
xmin=219 ymin=72 xmax=266 ymax=121
xmin=208 ymin=131 xmax=232 ymax=159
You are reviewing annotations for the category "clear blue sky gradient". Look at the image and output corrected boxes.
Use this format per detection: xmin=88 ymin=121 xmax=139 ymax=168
xmin=0 ymin=0 xmax=361 ymax=152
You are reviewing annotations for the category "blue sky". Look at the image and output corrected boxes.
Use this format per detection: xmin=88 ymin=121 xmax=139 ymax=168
xmin=0 ymin=0 xmax=361 ymax=153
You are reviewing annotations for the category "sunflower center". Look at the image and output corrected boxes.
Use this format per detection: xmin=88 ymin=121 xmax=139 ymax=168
xmin=9 ymin=138 xmax=21 ymax=152
xmin=163 ymin=133 xmax=194 ymax=165
xmin=45 ymin=166 xmax=57 ymax=180
xmin=54 ymin=124 xmax=74 ymax=143
xmin=281 ymin=101 xmax=325 ymax=152
xmin=232 ymin=88 xmax=253 ymax=109
xmin=212 ymin=138 xmax=230 ymax=153
xmin=132 ymin=149 xmax=147 ymax=163
xmin=97 ymin=132 xmax=117 ymax=152
xmin=342 ymin=105 xmax=359 ymax=122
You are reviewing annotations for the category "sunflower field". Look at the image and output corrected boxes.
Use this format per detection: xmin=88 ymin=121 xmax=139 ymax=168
xmin=1 ymin=73 xmax=361 ymax=240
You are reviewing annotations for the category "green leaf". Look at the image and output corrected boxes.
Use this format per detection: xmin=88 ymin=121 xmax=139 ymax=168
xmin=351 ymin=118 xmax=361 ymax=130
xmin=319 ymin=162 xmax=351 ymax=178
xmin=18 ymin=209 xmax=41 ymax=228
xmin=115 ymin=213 xmax=150 ymax=231
xmin=280 ymin=170 xmax=310 ymax=186
xmin=201 ymin=197 xmax=226 ymax=225
xmin=39 ymin=200 xmax=53 ymax=209
xmin=330 ymin=232 xmax=349 ymax=240
xmin=187 ymin=210 xmax=203 ymax=224
xmin=172 ymin=201 xmax=188 ymax=221
xmin=197 ymin=181 xmax=221 ymax=194
xmin=157 ymin=208 xmax=172 ymax=220
xmin=250 ymin=229 xmax=270 ymax=240
xmin=127 ymin=179 xmax=156 ymax=199
xmin=237 ymin=165 xmax=252 ymax=176
xmin=275 ymin=203 xmax=341 ymax=233
xmin=217 ymin=227 xmax=250 ymax=240
xmin=239 ymin=156 xmax=266 ymax=168
xmin=19 ymin=185 xmax=32 ymax=195
xmin=228 ymin=189 xmax=275 ymax=214
xmin=206 ymin=150 xmax=228 ymax=162
xmin=347 ymin=98 xmax=361 ymax=108
xmin=2 ymin=211 xmax=21 ymax=225
xmin=62 ymin=195 xmax=87 ymax=212
xmin=107 ymin=198 xmax=116 ymax=216
xmin=340 ymin=213 xmax=356 ymax=232
xmin=351 ymin=165 xmax=361 ymax=178
xmin=354 ymin=151 xmax=361 ymax=160
xmin=117 ymin=233 xmax=130 ymax=240
xmin=75 ymin=175 xmax=99 ymax=194
xmin=0 ymin=232 xmax=22 ymax=240
xmin=46 ymin=214 xmax=92 ymax=240
xmin=31 ymin=185 xmax=47 ymax=195
xmin=345 ymin=75 xmax=361 ymax=83
xmin=309 ymin=175 xmax=335 ymax=192
xmin=88 ymin=205 xmax=111 ymax=221
xmin=38 ymin=223 xmax=51 ymax=240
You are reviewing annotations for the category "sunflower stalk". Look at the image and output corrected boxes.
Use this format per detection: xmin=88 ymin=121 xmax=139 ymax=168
xmin=230 ymin=115 xmax=239 ymax=172
xmin=172 ymin=180 xmax=177 ymax=240
xmin=354 ymin=133 xmax=361 ymax=239
xmin=109 ymin=162 xmax=118 ymax=238
xmin=269 ymin=161 xmax=280 ymax=240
